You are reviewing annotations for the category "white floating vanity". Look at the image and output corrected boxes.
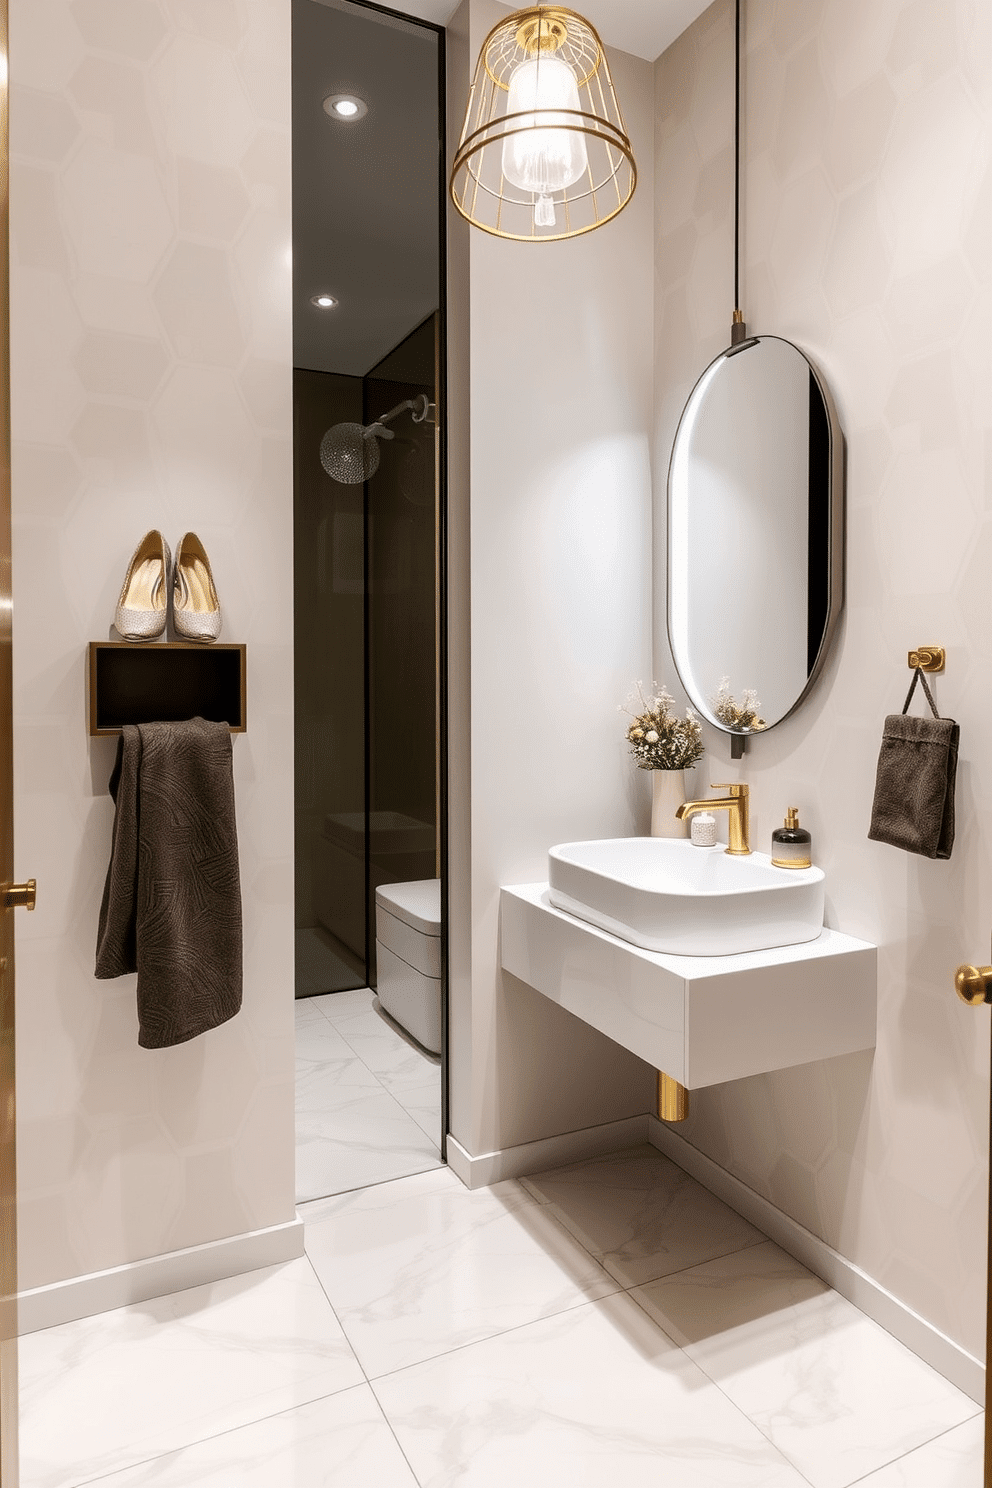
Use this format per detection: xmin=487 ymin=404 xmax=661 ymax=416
xmin=500 ymin=882 xmax=877 ymax=1088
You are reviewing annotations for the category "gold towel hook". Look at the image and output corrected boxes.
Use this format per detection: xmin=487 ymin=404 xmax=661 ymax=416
xmin=908 ymin=646 xmax=945 ymax=673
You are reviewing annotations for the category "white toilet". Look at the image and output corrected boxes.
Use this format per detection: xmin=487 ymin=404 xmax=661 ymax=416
xmin=374 ymin=878 xmax=442 ymax=1054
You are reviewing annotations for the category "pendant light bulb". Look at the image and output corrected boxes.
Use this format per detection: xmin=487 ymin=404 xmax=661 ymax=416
xmin=450 ymin=6 xmax=636 ymax=243
xmin=501 ymin=55 xmax=588 ymax=228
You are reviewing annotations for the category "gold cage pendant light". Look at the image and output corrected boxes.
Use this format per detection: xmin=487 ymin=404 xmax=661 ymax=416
xmin=450 ymin=5 xmax=636 ymax=242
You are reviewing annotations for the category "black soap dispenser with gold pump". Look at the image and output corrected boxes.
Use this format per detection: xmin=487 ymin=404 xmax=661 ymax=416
xmin=771 ymin=808 xmax=812 ymax=869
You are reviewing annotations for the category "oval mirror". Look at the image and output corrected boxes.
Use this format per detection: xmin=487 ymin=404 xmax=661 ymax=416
xmin=668 ymin=335 xmax=844 ymax=738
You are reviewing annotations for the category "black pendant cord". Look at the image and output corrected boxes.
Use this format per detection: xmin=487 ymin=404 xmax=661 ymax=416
xmin=731 ymin=0 xmax=746 ymax=344
xmin=734 ymin=0 xmax=740 ymax=308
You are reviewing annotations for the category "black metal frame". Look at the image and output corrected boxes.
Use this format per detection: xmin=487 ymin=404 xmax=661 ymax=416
xmin=296 ymin=0 xmax=450 ymax=1162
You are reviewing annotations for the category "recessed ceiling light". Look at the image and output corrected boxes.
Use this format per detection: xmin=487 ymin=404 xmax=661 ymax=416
xmin=323 ymin=93 xmax=368 ymax=122
xmin=310 ymin=294 xmax=338 ymax=309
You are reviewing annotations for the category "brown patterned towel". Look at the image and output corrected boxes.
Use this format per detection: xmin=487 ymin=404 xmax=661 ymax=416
xmin=867 ymin=668 xmax=959 ymax=860
xmin=95 ymin=717 xmax=243 ymax=1048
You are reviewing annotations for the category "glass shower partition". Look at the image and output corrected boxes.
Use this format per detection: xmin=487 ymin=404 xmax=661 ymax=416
xmin=293 ymin=368 xmax=368 ymax=995
xmin=363 ymin=315 xmax=439 ymax=983
xmin=293 ymin=315 xmax=439 ymax=997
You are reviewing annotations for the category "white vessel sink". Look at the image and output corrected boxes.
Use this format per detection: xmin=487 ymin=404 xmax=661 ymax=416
xmin=547 ymin=837 xmax=825 ymax=956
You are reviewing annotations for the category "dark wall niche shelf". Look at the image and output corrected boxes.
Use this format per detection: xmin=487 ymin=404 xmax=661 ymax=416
xmin=88 ymin=642 xmax=247 ymax=737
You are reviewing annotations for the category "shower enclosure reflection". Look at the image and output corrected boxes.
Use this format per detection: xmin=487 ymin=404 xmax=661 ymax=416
xmin=295 ymin=318 xmax=438 ymax=994
xmin=292 ymin=0 xmax=444 ymax=1201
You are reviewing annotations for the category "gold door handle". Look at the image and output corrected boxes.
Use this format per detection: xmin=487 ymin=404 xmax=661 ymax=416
xmin=3 ymin=879 xmax=36 ymax=912
xmin=954 ymin=963 xmax=992 ymax=1006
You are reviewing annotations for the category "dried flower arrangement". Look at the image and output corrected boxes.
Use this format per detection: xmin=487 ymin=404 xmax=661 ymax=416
xmin=711 ymin=677 xmax=767 ymax=733
xmin=621 ymin=682 xmax=705 ymax=771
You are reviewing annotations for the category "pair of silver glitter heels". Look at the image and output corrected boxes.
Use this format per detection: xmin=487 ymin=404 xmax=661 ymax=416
xmin=114 ymin=530 xmax=222 ymax=643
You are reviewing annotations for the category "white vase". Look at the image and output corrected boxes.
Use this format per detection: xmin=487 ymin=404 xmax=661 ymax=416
xmin=650 ymin=769 xmax=689 ymax=838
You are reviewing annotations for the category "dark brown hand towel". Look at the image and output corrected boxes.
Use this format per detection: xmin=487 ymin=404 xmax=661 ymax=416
xmin=867 ymin=668 xmax=959 ymax=860
xmin=95 ymin=717 xmax=243 ymax=1048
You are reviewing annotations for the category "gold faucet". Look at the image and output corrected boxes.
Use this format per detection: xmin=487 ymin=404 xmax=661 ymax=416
xmin=676 ymin=782 xmax=750 ymax=855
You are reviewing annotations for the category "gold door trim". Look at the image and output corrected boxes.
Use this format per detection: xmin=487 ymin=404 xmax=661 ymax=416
xmin=952 ymin=961 xmax=992 ymax=1483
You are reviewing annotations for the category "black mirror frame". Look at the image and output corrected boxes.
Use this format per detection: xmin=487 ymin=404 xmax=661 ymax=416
xmin=666 ymin=335 xmax=846 ymax=742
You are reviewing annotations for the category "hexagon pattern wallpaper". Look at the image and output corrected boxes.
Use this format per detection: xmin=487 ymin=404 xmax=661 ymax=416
xmin=9 ymin=0 xmax=296 ymax=1289
xmin=654 ymin=0 xmax=992 ymax=1361
xmin=6 ymin=0 xmax=992 ymax=1388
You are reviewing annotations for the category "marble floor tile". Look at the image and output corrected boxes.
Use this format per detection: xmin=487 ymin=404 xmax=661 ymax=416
xmin=298 ymin=1165 xmax=455 ymax=1224
xmin=632 ymin=1241 xmax=980 ymax=1488
xmin=304 ymin=1169 xmax=620 ymax=1377
xmin=296 ymin=1048 xmax=383 ymax=1116
xmin=86 ymin=1385 xmax=420 ymax=1488
xmin=332 ymin=1005 xmax=436 ymax=1092
xmin=18 ymin=1259 xmax=364 ymax=1488
xmin=393 ymin=1076 xmax=442 ymax=1146
xmin=296 ymin=1088 xmax=443 ymax=1202
xmin=520 ymin=1143 xmax=766 ymax=1286
xmin=301 ymin=989 xmax=440 ymax=1100
xmin=295 ymin=982 xmax=443 ymax=1201
xmin=293 ymin=996 xmax=331 ymax=1026
xmin=851 ymin=1415 xmax=984 ymax=1486
xmin=314 ymin=987 xmax=380 ymax=1024
xmin=372 ymin=1290 xmax=811 ymax=1487
xmin=295 ymin=1015 xmax=364 ymax=1069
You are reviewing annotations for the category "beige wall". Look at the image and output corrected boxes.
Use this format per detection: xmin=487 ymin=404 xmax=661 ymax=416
xmin=10 ymin=0 xmax=296 ymax=1288
xmin=11 ymin=0 xmax=982 ymax=1369
xmin=654 ymin=0 xmax=992 ymax=1360
xmin=446 ymin=0 xmax=659 ymax=1159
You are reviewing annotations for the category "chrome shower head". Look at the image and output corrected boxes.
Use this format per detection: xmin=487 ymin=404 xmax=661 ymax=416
xmin=319 ymin=421 xmax=385 ymax=485
xmin=319 ymin=396 xmax=434 ymax=485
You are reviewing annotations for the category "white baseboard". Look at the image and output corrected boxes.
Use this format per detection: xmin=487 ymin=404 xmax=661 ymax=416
xmin=648 ymin=1118 xmax=984 ymax=1406
xmin=18 ymin=1218 xmax=305 ymax=1335
xmin=446 ymin=1114 xmax=647 ymax=1189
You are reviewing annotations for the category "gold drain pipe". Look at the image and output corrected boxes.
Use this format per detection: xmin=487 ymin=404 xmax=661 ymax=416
xmin=658 ymin=1071 xmax=689 ymax=1122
